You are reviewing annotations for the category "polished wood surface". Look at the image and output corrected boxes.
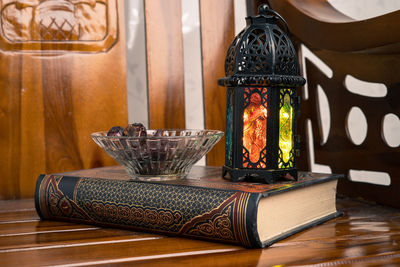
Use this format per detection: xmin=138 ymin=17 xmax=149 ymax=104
xmin=0 ymin=0 xmax=128 ymax=199
xmin=200 ymin=0 xmax=234 ymax=166
xmin=0 ymin=197 xmax=399 ymax=266
xmin=249 ymin=0 xmax=400 ymax=208
xmin=145 ymin=0 xmax=186 ymax=129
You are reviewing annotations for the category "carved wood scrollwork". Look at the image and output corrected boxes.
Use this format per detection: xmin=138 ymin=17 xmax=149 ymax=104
xmin=0 ymin=0 xmax=118 ymax=52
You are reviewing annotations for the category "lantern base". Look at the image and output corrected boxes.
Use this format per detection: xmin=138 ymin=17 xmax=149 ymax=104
xmin=222 ymin=165 xmax=298 ymax=184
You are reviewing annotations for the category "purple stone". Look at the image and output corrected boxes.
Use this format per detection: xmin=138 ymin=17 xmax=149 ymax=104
xmin=124 ymin=123 xmax=147 ymax=137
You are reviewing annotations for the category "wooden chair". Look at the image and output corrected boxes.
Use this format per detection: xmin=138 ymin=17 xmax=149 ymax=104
xmin=0 ymin=0 xmax=399 ymax=266
xmin=255 ymin=0 xmax=400 ymax=208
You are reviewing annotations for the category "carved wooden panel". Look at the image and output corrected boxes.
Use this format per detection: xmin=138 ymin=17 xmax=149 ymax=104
xmin=263 ymin=0 xmax=400 ymax=208
xmin=0 ymin=0 xmax=127 ymax=199
xmin=300 ymin=50 xmax=400 ymax=207
xmin=0 ymin=0 xmax=118 ymax=52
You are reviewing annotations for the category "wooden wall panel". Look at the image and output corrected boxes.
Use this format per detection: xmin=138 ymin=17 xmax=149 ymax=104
xmin=200 ymin=0 xmax=235 ymax=166
xmin=145 ymin=0 xmax=185 ymax=129
xmin=0 ymin=1 xmax=127 ymax=199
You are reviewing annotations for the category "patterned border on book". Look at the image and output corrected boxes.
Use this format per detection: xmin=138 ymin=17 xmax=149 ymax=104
xmin=179 ymin=192 xmax=252 ymax=246
xmin=37 ymin=175 xmax=94 ymax=221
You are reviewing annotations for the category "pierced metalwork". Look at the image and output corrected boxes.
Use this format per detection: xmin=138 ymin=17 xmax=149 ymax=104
xmin=220 ymin=4 xmax=305 ymax=183
xmin=243 ymin=147 xmax=267 ymax=168
xmin=220 ymin=4 xmax=303 ymax=88
xmin=272 ymin=30 xmax=297 ymax=75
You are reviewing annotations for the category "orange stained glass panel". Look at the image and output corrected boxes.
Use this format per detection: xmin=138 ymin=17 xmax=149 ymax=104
xmin=243 ymin=92 xmax=267 ymax=166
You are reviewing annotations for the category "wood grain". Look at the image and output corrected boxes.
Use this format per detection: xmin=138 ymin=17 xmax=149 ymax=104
xmin=41 ymin=56 xmax=84 ymax=173
xmin=0 ymin=53 xmax=22 ymax=199
xmin=0 ymin=211 xmax=38 ymax=223
xmin=0 ymin=221 xmax=98 ymax=236
xmin=0 ymin=228 xmax=158 ymax=251
xmin=0 ymin=197 xmax=399 ymax=266
xmin=145 ymin=0 xmax=185 ymax=129
xmin=0 ymin=1 xmax=128 ymax=199
xmin=200 ymin=0 xmax=235 ymax=166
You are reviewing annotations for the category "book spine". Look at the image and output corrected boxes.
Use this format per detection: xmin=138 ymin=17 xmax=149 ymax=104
xmin=35 ymin=174 xmax=261 ymax=247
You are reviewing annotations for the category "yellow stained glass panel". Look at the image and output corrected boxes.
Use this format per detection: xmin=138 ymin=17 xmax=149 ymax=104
xmin=279 ymin=93 xmax=293 ymax=167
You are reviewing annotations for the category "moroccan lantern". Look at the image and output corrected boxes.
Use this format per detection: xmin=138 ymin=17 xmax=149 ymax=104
xmin=219 ymin=4 xmax=306 ymax=183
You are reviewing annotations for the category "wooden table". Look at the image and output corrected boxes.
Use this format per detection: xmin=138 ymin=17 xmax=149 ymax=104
xmin=1 ymin=197 xmax=399 ymax=266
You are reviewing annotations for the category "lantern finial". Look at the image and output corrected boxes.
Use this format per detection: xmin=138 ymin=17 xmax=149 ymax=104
xmin=258 ymin=3 xmax=270 ymax=14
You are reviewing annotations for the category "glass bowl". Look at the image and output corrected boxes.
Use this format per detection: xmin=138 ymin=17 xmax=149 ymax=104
xmin=91 ymin=129 xmax=223 ymax=181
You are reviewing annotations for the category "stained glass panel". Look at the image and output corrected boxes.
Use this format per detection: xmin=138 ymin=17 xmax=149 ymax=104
xmin=225 ymin=88 xmax=234 ymax=166
xmin=279 ymin=91 xmax=293 ymax=168
xmin=243 ymin=88 xmax=267 ymax=168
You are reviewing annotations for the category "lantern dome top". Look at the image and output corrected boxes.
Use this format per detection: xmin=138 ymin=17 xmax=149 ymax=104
xmin=218 ymin=4 xmax=306 ymax=87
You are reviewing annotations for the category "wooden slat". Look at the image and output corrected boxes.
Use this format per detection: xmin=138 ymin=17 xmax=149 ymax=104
xmin=0 ymin=53 xmax=22 ymax=199
xmin=0 ymin=221 xmax=98 ymax=236
xmin=41 ymin=57 xmax=84 ymax=173
xmin=0 ymin=235 xmax=240 ymax=267
xmin=19 ymin=53 xmax=46 ymax=199
xmin=0 ymin=211 xmax=38 ymax=223
xmin=0 ymin=1 xmax=128 ymax=200
xmin=95 ymin=248 xmax=400 ymax=267
xmin=145 ymin=0 xmax=185 ymax=129
xmin=0 ymin=228 xmax=159 ymax=251
xmin=0 ymin=199 xmax=34 ymax=213
xmin=200 ymin=0 xmax=235 ymax=166
xmin=98 ymin=248 xmax=262 ymax=266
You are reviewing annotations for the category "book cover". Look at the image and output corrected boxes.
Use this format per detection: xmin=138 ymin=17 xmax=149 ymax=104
xmin=35 ymin=166 xmax=343 ymax=248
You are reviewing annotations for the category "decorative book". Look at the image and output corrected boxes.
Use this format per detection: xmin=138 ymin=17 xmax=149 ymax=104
xmin=35 ymin=166 xmax=343 ymax=248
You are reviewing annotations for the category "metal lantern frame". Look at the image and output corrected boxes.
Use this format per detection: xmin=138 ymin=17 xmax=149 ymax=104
xmin=219 ymin=4 xmax=306 ymax=184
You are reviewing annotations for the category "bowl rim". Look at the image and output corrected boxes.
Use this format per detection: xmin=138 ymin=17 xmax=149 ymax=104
xmin=91 ymin=129 xmax=224 ymax=140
